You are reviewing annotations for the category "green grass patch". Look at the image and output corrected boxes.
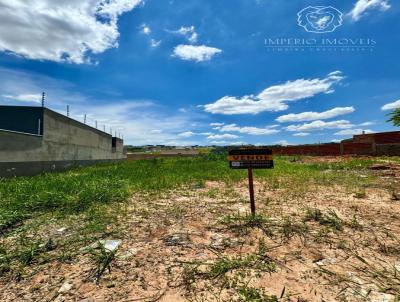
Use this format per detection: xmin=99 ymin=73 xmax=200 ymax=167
xmin=0 ymin=154 xmax=381 ymax=231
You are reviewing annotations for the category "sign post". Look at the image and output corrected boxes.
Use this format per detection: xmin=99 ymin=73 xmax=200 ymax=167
xmin=247 ymin=167 xmax=256 ymax=215
xmin=228 ymin=148 xmax=274 ymax=216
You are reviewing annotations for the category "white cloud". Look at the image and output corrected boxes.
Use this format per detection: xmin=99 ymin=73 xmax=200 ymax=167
xmin=204 ymin=71 xmax=344 ymax=115
xmin=210 ymin=122 xmax=225 ymax=127
xmin=173 ymin=45 xmax=222 ymax=62
xmin=150 ymin=39 xmax=162 ymax=48
xmin=178 ymin=131 xmax=194 ymax=138
xmin=2 ymin=93 xmax=42 ymax=103
xmin=334 ymin=129 xmax=374 ymax=136
xmin=276 ymin=107 xmax=355 ymax=123
xmin=286 ymin=120 xmax=354 ymax=132
xmin=209 ymin=141 xmax=245 ymax=146
xmin=381 ymin=99 xmax=400 ymax=111
xmin=207 ymin=134 xmax=239 ymax=140
xmin=150 ymin=129 xmax=162 ymax=134
xmin=0 ymin=0 xmax=143 ymax=64
xmin=189 ymin=34 xmax=198 ymax=44
xmin=175 ymin=26 xmax=198 ymax=44
xmin=141 ymin=24 xmax=151 ymax=35
xmin=275 ymin=140 xmax=290 ymax=146
xmin=348 ymin=0 xmax=391 ymax=21
xmin=219 ymin=124 xmax=280 ymax=136
xmin=359 ymin=121 xmax=375 ymax=126
xmin=293 ymin=132 xmax=310 ymax=137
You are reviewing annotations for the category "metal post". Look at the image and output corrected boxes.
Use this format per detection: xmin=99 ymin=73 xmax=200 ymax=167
xmin=38 ymin=119 xmax=41 ymax=135
xmin=41 ymin=92 xmax=45 ymax=107
xmin=84 ymin=114 xmax=86 ymax=124
xmin=248 ymin=168 xmax=256 ymax=216
xmin=67 ymin=105 xmax=70 ymax=117
xmin=95 ymin=121 xmax=98 ymax=129
xmin=103 ymin=125 xmax=106 ymax=132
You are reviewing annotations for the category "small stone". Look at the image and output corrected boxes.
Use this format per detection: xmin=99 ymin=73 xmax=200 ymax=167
xmin=395 ymin=262 xmax=400 ymax=272
xmin=57 ymin=227 xmax=67 ymax=233
xmin=315 ymin=258 xmax=336 ymax=266
xmin=310 ymin=250 xmax=324 ymax=263
xmin=58 ymin=281 xmax=73 ymax=293
xmin=210 ymin=234 xmax=244 ymax=250
xmin=197 ymin=264 xmax=209 ymax=273
xmin=119 ymin=248 xmax=139 ymax=260
xmin=369 ymin=292 xmax=396 ymax=302
xmin=163 ymin=233 xmax=190 ymax=246
xmin=210 ymin=234 xmax=228 ymax=250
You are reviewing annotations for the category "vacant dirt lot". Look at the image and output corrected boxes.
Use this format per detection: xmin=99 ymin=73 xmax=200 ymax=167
xmin=1 ymin=156 xmax=399 ymax=301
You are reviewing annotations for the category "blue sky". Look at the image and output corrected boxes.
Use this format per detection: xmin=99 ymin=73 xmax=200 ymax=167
xmin=0 ymin=0 xmax=399 ymax=146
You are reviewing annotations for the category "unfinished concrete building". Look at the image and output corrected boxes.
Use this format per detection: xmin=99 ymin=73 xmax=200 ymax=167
xmin=0 ymin=106 xmax=126 ymax=177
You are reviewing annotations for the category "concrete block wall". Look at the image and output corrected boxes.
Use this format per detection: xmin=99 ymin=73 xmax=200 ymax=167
xmin=112 ymin=137 xmax=124 ymax=155
xmin=0 ymin=109 xmax=125 ymax=162
xmin=42 ymin=109 xmax=125 ymax=161
xmin=0 ymin=106 xmax=126 ymax=177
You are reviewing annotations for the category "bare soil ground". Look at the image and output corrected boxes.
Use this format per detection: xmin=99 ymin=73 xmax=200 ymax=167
xmin=1 ymin=157 xmax=400 ymax=302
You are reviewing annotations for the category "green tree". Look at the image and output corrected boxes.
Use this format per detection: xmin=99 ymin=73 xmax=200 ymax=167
xmin=388 ymin=108 xmax=400 ymax=127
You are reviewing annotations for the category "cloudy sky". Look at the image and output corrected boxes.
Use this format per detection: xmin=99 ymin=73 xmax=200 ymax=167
xmin=0 ymin=0 xmax=399 ymax=146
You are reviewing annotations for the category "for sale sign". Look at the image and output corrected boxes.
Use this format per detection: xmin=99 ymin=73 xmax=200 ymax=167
xmin=228 ymin=148 xmax=273 ymax=169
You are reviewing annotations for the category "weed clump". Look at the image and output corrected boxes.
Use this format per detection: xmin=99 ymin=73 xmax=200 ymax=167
xmin=304 ymin=208 xmax=344 ymax=231
xmin=220 ymin=213 xmax=273 ymax=236
xmin=88 ymin=243 xmax=117 ymax=282
xmin=237 ymin=284 xmax=279 ymax=302
xmin=181 ymin=240 xmax=277 ymax=300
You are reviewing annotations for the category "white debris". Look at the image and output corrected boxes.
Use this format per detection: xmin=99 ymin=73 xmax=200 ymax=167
xmin=58 ymin=281 xmax=73 ymax=293
xmin=57 ymin=227 xmax=67 ymax=233
xmin=80 ymin=239 xmax=122 ymax=253
xmin=101 ymin=240 xmax=122 ymax=252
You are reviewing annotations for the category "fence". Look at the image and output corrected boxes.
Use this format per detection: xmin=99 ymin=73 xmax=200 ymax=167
xmin=270 ymin=131 xmax=400 ymax=156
